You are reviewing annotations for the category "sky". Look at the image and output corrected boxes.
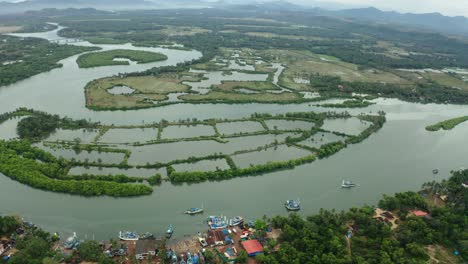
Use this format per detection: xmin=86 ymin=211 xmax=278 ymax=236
xmin=3 ymin=0 xmax=468 ymax=17
xmin=291 ymin=0 xmax=468 ymax=17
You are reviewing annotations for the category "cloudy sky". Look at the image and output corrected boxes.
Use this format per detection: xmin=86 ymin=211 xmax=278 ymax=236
xmin=291 ymin=0 xmax=468 ymax=17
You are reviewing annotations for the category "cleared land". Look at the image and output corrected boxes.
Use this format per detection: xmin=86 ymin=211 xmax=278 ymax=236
xmin=0 ymin=26 xmax=22 ymax=33
xmin=180 ymin=91 xmax=303 ymax=102
xmin=85 ymin=73 xmax=201 ymax=109
xmin=215 ymin=81 xmax=279 ymax=92
xmin=76 ymin=49 xmax=167 ymax=68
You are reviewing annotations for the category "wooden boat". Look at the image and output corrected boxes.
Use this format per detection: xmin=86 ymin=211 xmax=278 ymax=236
xmin=285 ymin=199 xmax=301 ymax=211
xmin=166 ymin=224 xmax=174 ymax=239
xmin=185 ymin=205 xmax=204 ymax=215
xmin=341 ymin=180 xmax=356 ymax=188
xmin=119 ymin=231 xmax=139 ymax=241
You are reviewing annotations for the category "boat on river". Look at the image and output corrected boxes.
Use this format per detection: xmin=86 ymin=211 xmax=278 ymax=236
xmin=185 ymin=205 xmax=204 ymax=215
xmin=207 ymin=215 xmax=228 ymax=229
xmin=64 ymin=232 xmax=80 ymax=249
xmin=341 ymin=180 xmax=356 ymax=188
xmin=285 ymin=199 xmax=301 ymax=211
xmin=166 ymin=224 xmax=174 ymax=239
xmin=433 ymin=169 xmax=439 ymax=174
xmin=119 ymin=231 xmax=139 ymax=241
xmin=228 ymin=216 xmax=244 ymax=226
xmin=139 ymin=232 xmax=154 ymax=240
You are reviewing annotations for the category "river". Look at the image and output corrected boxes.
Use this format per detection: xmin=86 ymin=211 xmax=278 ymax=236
xmin=1 ymin=27 xmax=468 ymax=241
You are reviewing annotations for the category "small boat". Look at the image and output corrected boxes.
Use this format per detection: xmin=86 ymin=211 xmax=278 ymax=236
xmin=433 ymin=169 xmax=439 ymax=174
xmin=119 ymin=231 xmax=139 ymax=241
xmin=198 ymin=237 xmax=208 ymax=247
xmin=171 ymin=251 xmax=178 ymax=264
xmin=166 ymin=224 xmax=174 ymax=239
xmin=228 ymin=216 xmax=244 ymax=227
xmin=139 ymin=232 xmax=154 ymax=240
xmin=187 ymin=252 xmax=193 ymax=264
xmin=341 ymin=180 xmax=356 ymax=188
xmin=207 ymin=216 xmax=228 ymax=229
xmin=64 ymin=232 xmax=80 ymax=249
xmin=285 ymin=199 xmax=301 ymax=211
xmin=185 ymin=205 xmax=204 ymax=215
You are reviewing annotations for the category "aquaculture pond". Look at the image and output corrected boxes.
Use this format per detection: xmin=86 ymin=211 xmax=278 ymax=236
xmin=161 ymin=124 xmax=215 ymax=139
xmin=46 ymin=128 xmax=100 ymax=144
xmin=172 ymin=159 xmax=230 ymax=172
xmin=264 ymin=119 xmax=315 ymax=131
xmin=298 ymin=132 xmax=347 ymax=149
xmin=2 ymin=27 xmax=468 ymax=241
xmin=99 ymin=128 xmax=158 ymax=143
xmin=322 ymin=117 xmax=372 ymax=136
xmin=68 ymin=166 xmax=166 ymax=178
xmin=231 ymin=145 xmax=312 ymax=168
xmin=126 ymin=133 xmax=295 ymax=164
xmin=36 ymin=144 xmax=126 ymax=164
xmin=216 ymin=121 xmax=265 ymax=135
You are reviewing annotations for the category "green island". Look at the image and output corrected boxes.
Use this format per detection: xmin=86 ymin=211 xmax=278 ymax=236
xmin=76 ymin=49 xmax=168 ymax=68
xmin=317 ymin=99 xmax=376 ymax=108
xmin=0 ymin=108 xmax=384 ymax=196
xmin=0 ymin=35 xmax=99 ymax=86
xmin=0 ymin=170 xmax=465 ymax=263
xmin=426 ymin=116 xmax=468 ymax=131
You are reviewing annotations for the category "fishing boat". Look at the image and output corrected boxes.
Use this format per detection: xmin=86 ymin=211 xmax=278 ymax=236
xmin=207 ymin=216 xmax=228 ymax=229
xmin=119 ymin=231 xmax=139 ymax=241
xmin=185 ymin=205 xmax=204 ymax=215
xmin=139 ymin=232 xmax=154 ymax=240
xmin=285 ymin=199 xmax=301 ymax=211
xmin=187 ymin=252 xmax=193 ymax=264
xmin=228 ymin=216 xmax=244 ymax=227
xmin=64 ymin=232 xmax=80 ymax=249
xmin=171 ymin=251 xmax=178 ymax=264
xmin=198 ymin=237 xmax=208 ymax=247
xmin=341 ymin=180 xmax=356 ymax=188
xmin=166 ymin=224 xmax=174 ymax=239
xmin=433 ymin=169 xmax=439 ymax=174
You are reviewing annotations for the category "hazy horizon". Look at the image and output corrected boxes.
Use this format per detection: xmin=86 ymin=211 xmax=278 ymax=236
xmin=1 ymin=0 xmax=468 ymax=18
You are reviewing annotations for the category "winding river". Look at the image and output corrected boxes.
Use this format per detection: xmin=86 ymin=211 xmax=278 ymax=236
xmin=1 ymin=27 xmax=468 ymax=240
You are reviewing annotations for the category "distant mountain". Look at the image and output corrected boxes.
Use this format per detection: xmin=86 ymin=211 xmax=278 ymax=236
xmin=328 ymin=7 xmax=468 ymax=36
xmin=0 ymin=0 xmax=156 ymax=14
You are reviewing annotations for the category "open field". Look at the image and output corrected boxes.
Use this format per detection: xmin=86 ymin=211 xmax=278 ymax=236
xmin=76 ymin=49 xmax=167 ymax=68
xmin=215 ymin=81 xmax=279 ymax=92
xmin=0 ymin=26 xmax=22 ymax=33
xmin=85 ymin=73 xmax=202 ymax=109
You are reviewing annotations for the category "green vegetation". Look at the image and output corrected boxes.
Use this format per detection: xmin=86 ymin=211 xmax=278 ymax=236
xmin=426 ymin=116 xmax=468 ymax=131
xmin=0 ymin=35 xmax=99 ymax=86
xmin=0 ymin=139 xmax=152 ymax=197
xmin=85 ymin=73 xmax=201 ymax=109
xmin=318 ymin=99 xmax=375 ymax=108
xmin=76 ymin=49 xmax=167 ymax=68
xmin=256 ymin=171 xmax=467 ymax=263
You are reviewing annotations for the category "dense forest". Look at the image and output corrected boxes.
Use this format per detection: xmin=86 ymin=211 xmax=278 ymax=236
xmin=0 ymin=35 xmax=99 ymax=86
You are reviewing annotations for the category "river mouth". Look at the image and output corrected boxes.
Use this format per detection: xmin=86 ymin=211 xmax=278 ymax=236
xmin=2 ymin=26 xmax=468 ymax=241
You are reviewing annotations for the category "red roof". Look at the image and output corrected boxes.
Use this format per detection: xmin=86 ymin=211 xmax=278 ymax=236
xmin=411 ymin=210 xmax=428 ymax=217
xmin=242 ymin=240 xmax=263 ymax=255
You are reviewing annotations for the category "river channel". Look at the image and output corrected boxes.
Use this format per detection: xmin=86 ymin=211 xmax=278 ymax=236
xmin=1 ymin=27 xmax=468 ymax=240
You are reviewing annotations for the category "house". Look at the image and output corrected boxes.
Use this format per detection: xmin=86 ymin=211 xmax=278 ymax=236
xmin=462 ymin=182 xmax=468 ymax=188
xmin=410 ymin=210 xmax=430 ymax=218
xmin=135 ymin=239 xmax=162 ymax=260
xmin=241 ymin=240 xmax=263 ymax=257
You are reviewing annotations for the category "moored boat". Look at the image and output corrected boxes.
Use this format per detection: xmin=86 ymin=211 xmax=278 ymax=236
xmin=119 ymin=231 xmax=139 ymax=241
xmin=166 ymin=224 xmax=174 ymax=238
xmin=198 ymin=237 xmax=208 ymax=247
xmin=139 ymin=232 xmax=154 ymax=240
xmin=228 ymin=216 xmax=244 ymax=226
xmin=341 ymin=180 xmax=356 ymax=188
xmin=185 ymin=206 xmax=204 ymax=215
xmin=285 ymin=199 xmax=301 ymax=211
xmin=207 ymin=215 xmax=228 ymax=229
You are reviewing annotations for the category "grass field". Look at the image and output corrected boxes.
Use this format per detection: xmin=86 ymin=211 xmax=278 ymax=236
xmin=254 ymin=49 xmax=410 ymax=90
xmin=422 ymin=72 xmax=468 ymax=90
xmin=76 ymin=49 xmax=167 ymax=68
xmin=85 ymin=73 xmax=203 ymax=109
xmin=215 ymin=81 xmax=279 ymax=92
xmin=180 ymin=90 xmax=303 ymax=102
